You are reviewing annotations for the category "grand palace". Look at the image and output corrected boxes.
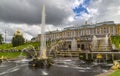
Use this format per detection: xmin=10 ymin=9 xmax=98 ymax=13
xmin=32 ymin=21 xmax=120 ymax=51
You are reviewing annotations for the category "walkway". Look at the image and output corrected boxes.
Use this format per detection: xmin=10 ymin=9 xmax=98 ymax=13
xmin=96 ymin=70 xmax=114 ymax=76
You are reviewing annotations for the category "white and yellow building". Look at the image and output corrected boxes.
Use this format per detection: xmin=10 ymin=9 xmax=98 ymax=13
xmin=33 ymin=21 xmax=120 ymax=51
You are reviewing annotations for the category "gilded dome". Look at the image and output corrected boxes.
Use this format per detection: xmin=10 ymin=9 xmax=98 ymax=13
xmin=14 ymin=29 xmax=23 ymax=36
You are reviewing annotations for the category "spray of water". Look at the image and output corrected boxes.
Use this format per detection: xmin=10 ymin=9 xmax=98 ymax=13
xmin=39 ymin=5 xmax=47 ymax=59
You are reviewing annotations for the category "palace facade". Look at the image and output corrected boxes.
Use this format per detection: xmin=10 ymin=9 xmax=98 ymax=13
xmin=33 ymin=21 xmax=120 ymax=51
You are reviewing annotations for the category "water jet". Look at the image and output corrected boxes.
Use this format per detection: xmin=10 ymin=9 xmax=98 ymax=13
xmin=29 ymin=5 xmax=53 ymax=68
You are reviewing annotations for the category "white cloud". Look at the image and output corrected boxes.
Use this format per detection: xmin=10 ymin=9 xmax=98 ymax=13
xmin=71 ymin=0 xmax=120 ymax=24
xmin=87 ymin=0 xmax=120 ymax=23
xmin=71 ymin=0 xmax=84 ymax=8
xmin=68 ymin=16 xmax=74 ymax=22
xmin=23 ymin=33 xmax=33 ymax=41
xmin=0 ymin=22 xmax=64 ymax=43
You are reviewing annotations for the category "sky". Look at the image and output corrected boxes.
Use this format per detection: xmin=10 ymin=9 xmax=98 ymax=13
xmin=0 ymin=0 xmax=120 ymax=42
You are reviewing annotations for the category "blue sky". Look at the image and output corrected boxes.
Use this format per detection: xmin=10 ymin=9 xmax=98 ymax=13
xmin=72 ymin=0 xmax=90 ymax=19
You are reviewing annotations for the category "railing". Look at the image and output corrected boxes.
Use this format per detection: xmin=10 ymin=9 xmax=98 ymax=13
xmin=57 ymin=51 xmax=80 ymax=57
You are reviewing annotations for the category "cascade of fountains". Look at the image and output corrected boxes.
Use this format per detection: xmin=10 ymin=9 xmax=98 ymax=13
xmin=91 ymin=34 xmax=111 ymax=51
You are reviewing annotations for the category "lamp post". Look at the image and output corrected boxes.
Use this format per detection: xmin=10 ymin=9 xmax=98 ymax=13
xmin=4 ymin=29 xmax=6 ymax=43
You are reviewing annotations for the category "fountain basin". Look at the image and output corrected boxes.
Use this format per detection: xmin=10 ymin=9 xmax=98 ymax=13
xmin=29 ymin=58 xmax=53 ymax=69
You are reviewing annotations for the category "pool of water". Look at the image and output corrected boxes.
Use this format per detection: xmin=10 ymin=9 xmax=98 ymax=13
xmin=0 ymin=58 xmax=111 ymax=76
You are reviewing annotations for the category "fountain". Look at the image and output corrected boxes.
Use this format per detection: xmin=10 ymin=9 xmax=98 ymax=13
xmin=91 ymin=34 xmax=112 ymax=51
xmin=29 ymin=5 xmax=53 ymax=68
xmin=92 ymin=35 xmax=97 ymax=51
xmin=71 ymin=38 xmax=77 ymax=51
xmin=105 ymin=34 xmax=109 ymax=51
xmin=105 ymin=35 xmax=109 ymax=46
xmin=17 ymin=49 xmax=25 ymax=59
xmin=39 ymin=4 xmax=47 ymax=59
xmin=112 ymin=44 xmax=116 ymax=50
xmin=24 ymin=45 xmax=38 ymax=59
xmin=111 ymin=60 xmax=120 ymax=70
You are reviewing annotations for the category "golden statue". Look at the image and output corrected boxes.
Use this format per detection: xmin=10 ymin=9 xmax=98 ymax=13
xmin=111 ymin=60 xmax=120 ymax=70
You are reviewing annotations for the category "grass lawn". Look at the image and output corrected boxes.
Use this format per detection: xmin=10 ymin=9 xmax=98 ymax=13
xmin=0 ymin=42 xmax=40 ymax=59
xmin=0 ymin=43 xmax=12 ymax=50
xmin=0 ymin=52 xmax=26 ymax=59
xmin=109 ymin=69 xmax=120 ymax=76
xmin=0 ymin=42 xmax=40 ymax=50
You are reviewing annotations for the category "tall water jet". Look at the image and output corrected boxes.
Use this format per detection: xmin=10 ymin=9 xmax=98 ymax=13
xmin=92 ymin=35 xmax=97 ymax=51
xmin=112 ymin=44 xmax=116 ymax=50
xmin=39 ymin=5 xmax=47 ymax=59
xmin=29 ymin=5 xmax=53 ymax=68
xmin=71 ymin=38 xmax=77 ymax=51
xmin=105 ymin=34 xmax=108 ymax=46
xmin=104 ymin=34 xmax=109 ymax=51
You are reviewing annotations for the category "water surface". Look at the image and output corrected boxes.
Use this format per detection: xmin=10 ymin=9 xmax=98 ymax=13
xmin=0 ymin=58 xmax=109 ymax=76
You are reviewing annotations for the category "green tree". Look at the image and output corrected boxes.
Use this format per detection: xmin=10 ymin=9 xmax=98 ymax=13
xmin=12 ymin=35 xmax=25 ymax=47
xmin=111 ymin=36 xmax=120 ymax=48
xmin=0 ymin=34 xmax=3 ymax=44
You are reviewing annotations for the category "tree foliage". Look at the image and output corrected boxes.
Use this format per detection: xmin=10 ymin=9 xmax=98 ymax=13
xmin=111 ymin=36 xmax=120 ymax=48
xmin=12 ymin=35 xmax=25 ymax=47
xmin=0 ymin=34 xmax=3 ymax=44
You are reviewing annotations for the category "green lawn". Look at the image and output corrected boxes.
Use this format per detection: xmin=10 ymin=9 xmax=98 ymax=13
xmin=0 ymin=41 xmax=53 ymax=59
xmin=109 ymin=69 xmax=120 ymax=76
xmin=0 ymin=52 xmax=26 ymax=59
xmin=0 ymin=42 xmax=41 ymax=59
xmin=0 ymin=43 xmax=12 ymax=50
xmin=0 ymin=42 xmax=40 ymax=50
